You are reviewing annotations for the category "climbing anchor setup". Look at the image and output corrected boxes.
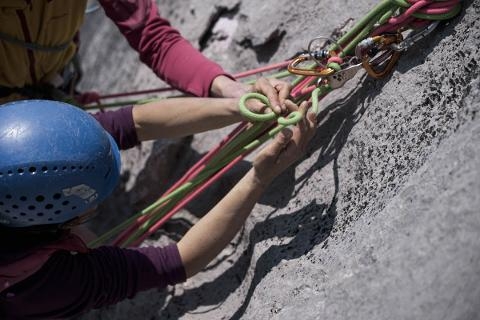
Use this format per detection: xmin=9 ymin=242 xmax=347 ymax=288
xmin=89 ymin=0 xmax=462 ymax=247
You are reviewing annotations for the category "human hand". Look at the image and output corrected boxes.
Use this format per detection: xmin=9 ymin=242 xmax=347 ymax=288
xmin=210 ymin=75 xmax=291 ymax=114
xmin=250 ymin=77 xmax=291 ymax=114
xmin=251 ymin=101 xmax=317 ymax=186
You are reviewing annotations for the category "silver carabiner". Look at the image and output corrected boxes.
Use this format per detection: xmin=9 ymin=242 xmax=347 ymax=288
xmin=391 ymin=21 xmax=440 ymax=52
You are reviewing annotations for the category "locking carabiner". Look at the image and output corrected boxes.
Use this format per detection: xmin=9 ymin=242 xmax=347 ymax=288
xmin=357 ymin=33 xmax=404 ymax=79
xmin=287 ymin=53 xmax=336 ymax=77
xmin=288 ymin=36 xmax=344 ymax=77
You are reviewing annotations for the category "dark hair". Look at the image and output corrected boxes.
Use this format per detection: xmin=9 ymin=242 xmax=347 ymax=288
xmin=0 ymin=223 xmax=65 ymax=252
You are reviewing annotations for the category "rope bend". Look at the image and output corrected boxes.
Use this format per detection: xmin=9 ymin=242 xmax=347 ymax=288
xmin=238 ymin=92 xmax=303 ymax=126
xmin=238 ymin=86 xmax=325 ymax=127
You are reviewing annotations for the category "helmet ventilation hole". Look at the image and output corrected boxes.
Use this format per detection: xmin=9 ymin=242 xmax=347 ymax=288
xmin=36 ymin=195 xmax=45 ymax=202
xmin=17 ymin=168 xmax=24 ymax=174
xmin=29 ymin=167 xmax=36 ymax=174
xmin=36 ymin=212 xmax=44 ymax=217
xmin=54 ymin=210 xmax=61 ymax=215
xmin=45 ymin=204 xmax=54 ymax=210
xmin=20 ymin=196 xmax=27 ymax=201
xmin=53 ymin=193 xmax=61 ymax=200
xmin=41 ymin=166 xmax=48 ymax=173
xmin=28 ymin=205 xmax=35 ymax=210
xmin=62 ymin=201 xmax=69 ymax=206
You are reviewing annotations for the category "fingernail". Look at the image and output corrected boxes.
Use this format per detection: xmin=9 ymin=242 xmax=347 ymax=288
xmin=275 ymin=105 xmax=281 ymax=113
xmin=282 ymin=128 xmax=293 ymax=138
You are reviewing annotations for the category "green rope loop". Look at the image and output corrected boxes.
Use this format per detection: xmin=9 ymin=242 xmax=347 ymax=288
xmin=238 ymin=93 xmax=277 ymax=122
xmin=239 ymin=92 xmax=303 ymax=125
xmin=278 ymin=111 xmax=303 ymax=126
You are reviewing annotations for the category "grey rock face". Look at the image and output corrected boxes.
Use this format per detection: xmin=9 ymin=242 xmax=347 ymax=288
xmin=79 ymin=0 xmax=480 ymax=319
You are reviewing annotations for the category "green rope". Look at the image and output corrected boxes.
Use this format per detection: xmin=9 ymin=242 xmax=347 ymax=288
xmin=336 ymin=0 xmax=392 ymax=49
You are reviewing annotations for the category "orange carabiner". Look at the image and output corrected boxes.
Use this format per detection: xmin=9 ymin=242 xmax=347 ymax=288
xmin=287 ymin=54 xmax=336 ymax=77
xmin=361 ymin=33 xmax=403 ymax=79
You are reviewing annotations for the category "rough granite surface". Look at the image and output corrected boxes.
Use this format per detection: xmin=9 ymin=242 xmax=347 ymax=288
xmin=78 ymin=0 xmax=480 ymax=319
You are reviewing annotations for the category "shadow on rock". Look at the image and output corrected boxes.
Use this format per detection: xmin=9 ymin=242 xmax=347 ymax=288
xmin=163 ymin=199 xmax=335 ymax=319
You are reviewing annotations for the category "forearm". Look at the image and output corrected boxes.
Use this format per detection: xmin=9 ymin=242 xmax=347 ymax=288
xmin=99 ymin=0 xmax=229 ymax=97
xmin=177 ymin=169 xmax=271 ymax=277
xmin=132 ymin=97 xmax=242 ymax=140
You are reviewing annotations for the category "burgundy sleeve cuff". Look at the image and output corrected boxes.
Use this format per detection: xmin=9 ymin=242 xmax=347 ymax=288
xmin=157 ymin=39 xmax=232 ymax=97
xmin=132 ymin=244 xmax=186 ymax=287
xmin=91 ymin=106 xmax=140 ymax=150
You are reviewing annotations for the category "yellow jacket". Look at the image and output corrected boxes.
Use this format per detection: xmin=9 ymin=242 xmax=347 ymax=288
xmin=0 ymin=0 xmax=87 ymax=103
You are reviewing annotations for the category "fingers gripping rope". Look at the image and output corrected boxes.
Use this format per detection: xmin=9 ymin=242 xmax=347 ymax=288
xmin=239 ymin=88 xmax=325 ymax=126
xmin=239 ymin=93 xmax=303 ymax=125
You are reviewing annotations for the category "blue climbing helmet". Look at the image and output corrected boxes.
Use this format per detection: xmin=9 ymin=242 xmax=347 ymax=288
xmin=0 ymin=100 xmax=121 ymax=228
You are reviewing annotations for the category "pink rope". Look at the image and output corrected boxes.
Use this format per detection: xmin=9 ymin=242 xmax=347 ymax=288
xmin=373 ymin=0 xmax=460 ymax=36
xmin=417 ymin=0 xmax=460 ymax=14
xmin=291 ymin=76 xmax=316 ymax=98
xmin=373 ymin=16 xmax=415 ymax=35
xmin=233 ymin=60 xmax=293 ymax=79
xmin=426 ymin=0 xmax=459 ymax=8
xmin=389 ymin=0 xmax=432 ymax=25
xmin=328 ymin=56 xmax=344 ymax=64
xmin=417 ymin=7 xmax=453 ymax=14
xmin=298 ymin=84 xmax=317 ymax=97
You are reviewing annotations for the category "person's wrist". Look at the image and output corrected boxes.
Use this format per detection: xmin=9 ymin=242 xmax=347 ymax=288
xmin=210 ymin=75 xmax=231 ymax=97
xmin=210 ymin=75 xmax=250 ymax=98
xmin=226 ymin=98 xmax=242 ymax=120
xmin=247 ymin=168 xmax=274 ymax=191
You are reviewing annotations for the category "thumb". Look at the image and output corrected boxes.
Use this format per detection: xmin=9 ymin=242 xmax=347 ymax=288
xmin=270 ymin=127 xmax=293 ymax=155
xmin=255 ymin=127 xmax=293 ymax=166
